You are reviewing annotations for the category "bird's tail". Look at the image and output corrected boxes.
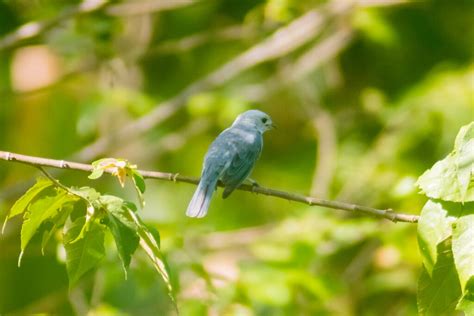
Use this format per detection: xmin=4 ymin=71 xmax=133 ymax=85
xmin=186 ymin=178 xmax=217 ymax=218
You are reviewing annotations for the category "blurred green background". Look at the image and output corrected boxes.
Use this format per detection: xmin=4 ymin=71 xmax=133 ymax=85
xmin=0 ymin=0 xmax=472 ymax=315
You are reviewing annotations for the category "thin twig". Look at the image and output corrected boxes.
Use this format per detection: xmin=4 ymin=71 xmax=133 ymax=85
xmin=144 ymin=25 xmax=252 ymax=56
xmin=36 ymin=166 xmax=95 ymax=211
xmin=240 ymin=26 xmax=354 ymax=101
xmin=0 ymin=0 xmax=198 ymax=51
xmin=72 ymin=2 xmax=351 ymax=162
xmin=0 ymin=151 xmax=419 ymax=223
xmin=106 ymin=0 xmax=196 ymax=16
xmin=0 ymin=0 xmax=110 ymax=51
xmin=303 ymin=103 xmax=338 ymax=198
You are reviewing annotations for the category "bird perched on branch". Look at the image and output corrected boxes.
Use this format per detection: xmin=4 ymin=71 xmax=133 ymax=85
xmin=186 ymin=110 xmax=274 ymax=218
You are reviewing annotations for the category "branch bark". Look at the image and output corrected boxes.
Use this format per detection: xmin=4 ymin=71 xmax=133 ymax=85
xmin=0 ymin=151 xmax=419 ymax=223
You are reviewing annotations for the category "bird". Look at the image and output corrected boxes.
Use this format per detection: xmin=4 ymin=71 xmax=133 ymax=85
xmin=186 ymin=110 xmax=274 ymax=218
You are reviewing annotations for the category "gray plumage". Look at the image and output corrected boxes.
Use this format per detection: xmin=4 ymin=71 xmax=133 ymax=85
xmin=186 ymin=110 xmax=274 ymax=218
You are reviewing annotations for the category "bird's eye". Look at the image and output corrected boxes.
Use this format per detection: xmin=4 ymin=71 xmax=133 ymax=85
xmin=261 ymin=118 xmax=268 ymax=123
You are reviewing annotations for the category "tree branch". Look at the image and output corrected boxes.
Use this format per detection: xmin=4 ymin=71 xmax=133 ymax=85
xmin=72 ymin=2 xmax=351 ymax=162
xmin=0 ymin=0 xmax=110 ymax=51
xmin=0 ymin=151 xmax=419 ymax=223
xmin=106 ymin=0 xmax=197 ymax=16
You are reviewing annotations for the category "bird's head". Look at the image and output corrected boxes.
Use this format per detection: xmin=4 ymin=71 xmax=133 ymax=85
xmin=232 ymin=110 xmax=275 ymax=133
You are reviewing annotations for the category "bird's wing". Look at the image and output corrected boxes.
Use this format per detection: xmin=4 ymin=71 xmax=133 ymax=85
xmin=221 ymin=133 xmax=262 ymax=198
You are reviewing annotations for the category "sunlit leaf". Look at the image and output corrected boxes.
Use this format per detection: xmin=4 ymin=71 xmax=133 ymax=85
xmin=453 ymin=123 xmax=474 ymax=204
xmin=417 ymin=122 xmax=474 ymax=203
xmin=71 ymin=187 xmax=101 ymax=203
xmin=20 ymin=192 xmax=76 ymax=265
xmin=88 ymin=168 xmax=104 ymax=179
xmin=89 ymin=158 xmax=131 ymax=187
xmin=417 ymin=238 xmax=462 ymax=316
xmin=64 ymin=216 xmax=105 ymax=286
xmin=100 ymin=195 xmax=135 ymax=229
xmin=2 ymin=177 xmax=53 ymax=233
xmin=456 ymin=279 xmax=474 ymax=315
xmin=417 ymin=200 xmax=462 ymax=275
xmin=452 ymin=213 xmax=474 ymax=292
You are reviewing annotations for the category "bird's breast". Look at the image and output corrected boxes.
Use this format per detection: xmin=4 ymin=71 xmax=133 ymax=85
xmin=232 ymin=128 xmax=258 ymax=144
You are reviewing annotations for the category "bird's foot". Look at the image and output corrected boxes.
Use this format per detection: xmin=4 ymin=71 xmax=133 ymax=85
xmin=246 ymin=178 xmax=260 ymax=192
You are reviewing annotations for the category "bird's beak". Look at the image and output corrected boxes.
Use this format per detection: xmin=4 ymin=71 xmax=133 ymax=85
xmin=271 ymin=123 xmax=277 ymax=129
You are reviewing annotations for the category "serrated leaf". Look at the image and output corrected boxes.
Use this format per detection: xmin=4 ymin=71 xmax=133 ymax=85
xmin=417 ymin=122 xmax=474 ymax=202
xmin=20 ymin=192 xmax=76 ymax=265
xmin=417 ymin=154 xmax=474 ymax=202
xmin=106 ymin=213 xmax=139 ymax=278
xmin=71 ymin=187 xmax=101 ymax=203
xmin=417 ymin=200 xmax=463 ymax=275
xmin=64 ymin=217 xmax=105 ymax=286
xmin=41 ymin=205 xmax=73 ymax=255
xmin=99 ymin=194 xmax=125 ymax=211
xmin=452 ymin=213 xmax=474 ymax=292
xmin=99 ymin=195 xmax=135 ymax=230
xmin=417 ymin=238 xmax=462 ymax=316
xmin=3 ymin=177 xmax=53 ymax=233
xmin=132 ymin=170 xmax=146 ymax=194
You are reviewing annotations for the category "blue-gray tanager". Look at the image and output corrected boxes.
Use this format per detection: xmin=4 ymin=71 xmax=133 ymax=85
xmin=186 ymin=110 xmax=274 ymax=218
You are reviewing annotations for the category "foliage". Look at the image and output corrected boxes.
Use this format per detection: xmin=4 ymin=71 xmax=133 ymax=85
xmin=416 ymin=122 xmax=474 ymax=316
xmin=0 ymin=0 xmax=473 ymax=315
xmin=2 ymin=165 xmax=175 ymax=307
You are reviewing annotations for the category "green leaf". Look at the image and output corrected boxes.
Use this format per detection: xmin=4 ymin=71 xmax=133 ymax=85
xmin=417 ymin=200 xmax=463 ymax=275
xmin=99 ymin=195 xmax=135 ymax=229
xmin=19 ymin=192 xmax=76 ymax=265
xmin=122 ymin=206 xmax=175 ymax=306
xmin=88 ymin=168 xmax=104 ymax=180
xmin=64 ymin=217 xmax=105 ymax=286
xmin=455 ymin=122 xmax=474 ymax=151
xmin=417 ymin=238 xmax=462 ymax=316
xmin=2 ymin=177 xmax=53 ymax=233
xmin=124 ymin=201 xmax=137 ymax=212
xmin=452 ymin=213 xmax=474 ymax=292
xmin=71 ymin=187 xmax=101 ymax=204
xmin=99 ymin=194 xmax=140 ymax=277
xmin=90 ymin=158 xmax=131 ymax=187
xmin=130 ymin=170 xmax=146 ymax=209
xmin=41 ymin=204 xmax=73 ymax=255
xmin=132 ymin=170 xmax=146 ymax=194
xmin=106 ymin=212 xmax=139 ymax=278
xmin=146 ymin=225 xmax=161 ymax=249
xmin=456 ymin=279 xmax=474 ymax=315
xmin=417 ymin=122 xmax=474 ymax=202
